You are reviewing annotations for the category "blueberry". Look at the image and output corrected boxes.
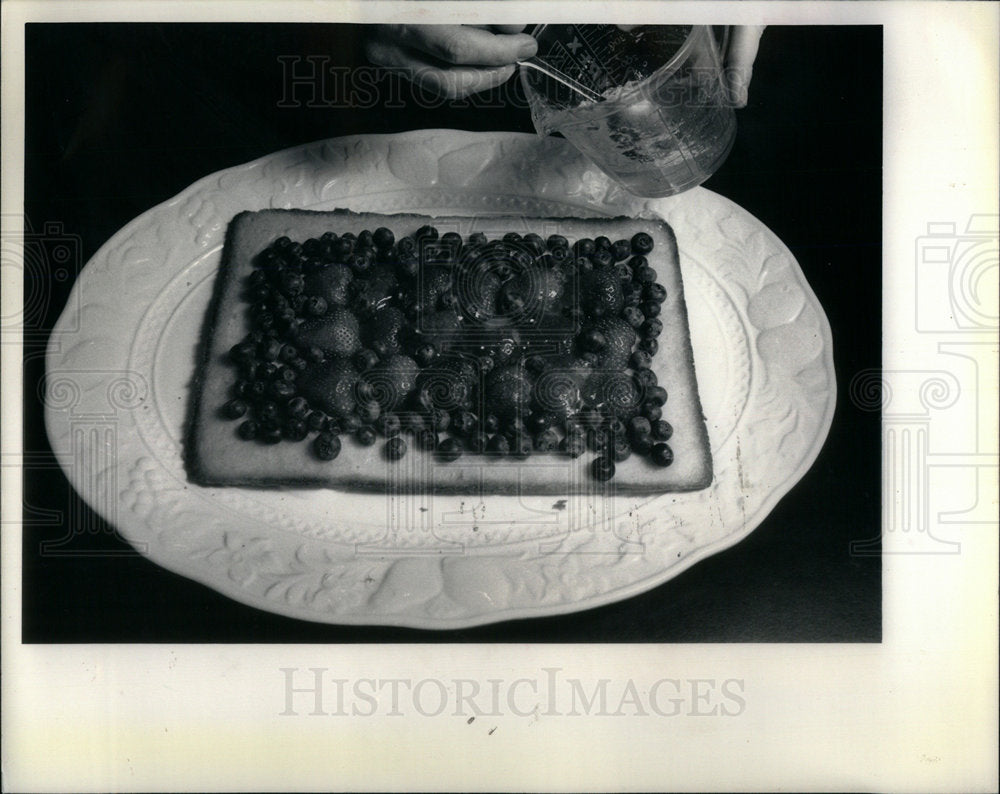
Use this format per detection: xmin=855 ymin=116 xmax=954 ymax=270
xmin=281 ymin=272 xmax=305 ymax=296
xmin=622 ymin=282 xmax=643 ymax=306
xmin=623 ymin=306 xmax=645 ymax=328
xmin=373 ymin=227 xmax=395 ymax=250
xmin=430 ymin=409 xmax=451 ymax=433
xmin=415 ymin=428 xmax=438 ymax=451
xmin=256 ymin=401 xmax=279 ymax=422
xmin=452 ymin=410 xmax=479 ymax=436
xmin=646 ymin=386 xmax=668 ymax=406
xmin=283 ymin=418 xmax=309 ymax=441
xmin=279 ymin=344 xmax=299 ymax=363
xmin=349 ymin=251 xmax=373 ymax=275
xmin=638 ymin=338 xmax=658 ymax=356
xmin=486 ymin=434 xmax=510 ymax=456
xmin=547 ymin=234 xmax=569 ymax=251
xmin=525 ymin=412 xmax=552 ymax=434
xmin=356 ymin=425 xmax=377 ymax=446
xmin=644 ymin=283 xmax=667 ymax=303
xmin=534 ymin=428 xmax=559 ymax=452
xmin=611 ymin=435 xmax=632 ymax=462
xmin=607 ymin=417 xmax=627 ymax=439
xmin=650 ymin=442 xmax=674 ymax=467
xmin=633 ymin=368 xmax=658 ymax=389
xmin=641 ymin=402 xmax=663 ymax=422
xmin=286 ymin=396 xmax=310 ymax=419
xmin=591 ymin=456 xmax=616 ymax=481
xmin=467 ymin=432 xmax=489 ymax=453
xmin=549 ymin=245 xmax=570 ymax=265
xmin=237 ymin=419 xmax=259 ymax=440
xmin=305 ymin=346 xmax=325 ymax=363
xmin=502 ymin=231 xmax=522 ymax=244
xmin=375 ymin=413 xmax=401 ymax=437
xmin=652 ymin=420 xmax=673 ymax=441
xmin=305 ymin=296 xmax=328 ymax=317
xmin=611 ymin=239 xmax=632 ymax=262
xmin=333 ymin=238 xmax=354 ymax=262
xmin=637 ymin=266 xmax=658 ymax=284
xmin=510 ymin=432 xmax=533 ymax=459
xmin=436 ymin=437 xmax=464 ymax=462
xmin=397 ymin=256 xmax=420 ymax=279
xmin=415 ymin=225 xmax=439 ymax=243
xmin=628 ymin=416 xmax=652 ymax=438
xmin=594 ymin=236 xmax=612 ymax=251
xmin=641 ymin=318 xmax=663 ymax=338
xmin=482 ymin=414 xmax=501 ymax=434
xmin=630 ymin=431 xmax=654 ymax=455
xmin=230 ymin=340 xmax=257 ymax=363
xmin=590 ymin=248 xmax=614 ymax=268
xmin=580 ymin=328 xmax=607 ymax=352
xmin=384 ymin=436 xmax=408 ymax=460
xmin=561 ymin=433 xmax=586 ymax=458
xmin=415 ymin=343 xmax=438 ymax=367
xmin=641 ymin=301 xmax=661 ymax=319
xmin=587 ymin=427 xmax=612 ymax=454
xmin=522 ymin=233 xmax=546 ymax=255
xmin=573 ymin=238 xmax=596 ymax=258
xmin=359 ymin=401 xmax=381 ymax=423
xmin=631 ymin=232 xmax=654 ymax=255
xmin=259 ymin=339 xmax=282 ymax=361
xmin=630 ymin=350 xmax=653 ymax=370
xmin=269 ymin=380 xmax=296 ymax=400
xmin=468 ymin=231 xmax=488 ymax=247
xmin=524 ymin=354 xmax=547 ymax=375
xmin=441 ymin=231 xmax=463 ymax=254
xmin=223 ymin=398 xmax=249 ymax=419
xmin=477 ymin=354 xmax=496 ymax=375
xmin=341 ymin=413 xmax=363 ymax=434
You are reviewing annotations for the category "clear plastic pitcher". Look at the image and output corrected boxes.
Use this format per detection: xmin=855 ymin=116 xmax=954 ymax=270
xmin=520 ymin=25 xmax=736 ymax=198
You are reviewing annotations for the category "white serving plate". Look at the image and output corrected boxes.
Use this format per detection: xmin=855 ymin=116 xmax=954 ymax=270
xmin=44 ymin=130 xmax=835 ymax=629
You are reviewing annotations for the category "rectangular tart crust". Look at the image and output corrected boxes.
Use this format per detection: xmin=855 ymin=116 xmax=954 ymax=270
xmin=186 ymin=208 xmax=713 ymax=495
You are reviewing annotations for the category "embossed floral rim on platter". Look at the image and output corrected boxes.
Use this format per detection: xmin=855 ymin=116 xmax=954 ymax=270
xmin=44 ymin=130 xmax=836 ymax=629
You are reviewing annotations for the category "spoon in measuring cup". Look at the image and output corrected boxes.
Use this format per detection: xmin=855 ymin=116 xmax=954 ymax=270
xmin=517 ymin=57 xmax=604 ymax=103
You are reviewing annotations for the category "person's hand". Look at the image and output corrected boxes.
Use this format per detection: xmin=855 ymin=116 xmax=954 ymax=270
xmin=363 ymin=24 xmax=537 ymax=99
xmin=724 ymin=26 xmax=765 ymax=107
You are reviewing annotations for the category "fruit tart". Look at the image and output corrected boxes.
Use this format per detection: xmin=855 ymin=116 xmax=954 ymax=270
xmin=186 ymin=209 xmax=712 ymax=494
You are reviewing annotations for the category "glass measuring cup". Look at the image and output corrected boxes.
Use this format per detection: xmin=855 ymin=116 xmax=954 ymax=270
xmin=520 ymin=25 xmax=736 ymax=198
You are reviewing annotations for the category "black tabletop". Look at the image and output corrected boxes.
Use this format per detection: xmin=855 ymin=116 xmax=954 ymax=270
xmin=22 ymin=23 xmax=881 ymax=642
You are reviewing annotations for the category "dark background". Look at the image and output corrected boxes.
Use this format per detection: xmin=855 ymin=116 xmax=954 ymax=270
xmin=23 ymin=24 xmax=881 ymax=642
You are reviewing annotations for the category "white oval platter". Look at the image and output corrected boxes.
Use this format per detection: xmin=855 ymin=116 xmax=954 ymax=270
xmin=45 ymin=130 xmax=835 ymax=629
